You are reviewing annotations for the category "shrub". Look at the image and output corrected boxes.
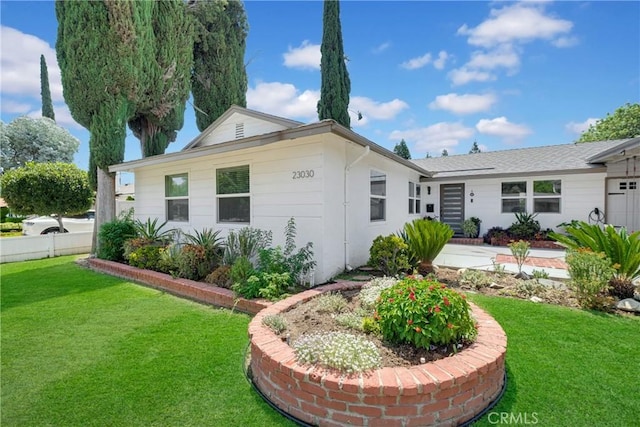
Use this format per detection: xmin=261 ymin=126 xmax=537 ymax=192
xmin=230 ymin=256 xmax=259 ymax=298
xmin=459 ymin=269 xmax=492 ymax=289
xmin=484 ymin=226 xmax=508 ymax=245
xmin=335 ymin=312 xmax=365 ymax=331
xmin=0 ymin=222 xmax=22 ymax=232
xmin=359 ymin=277 xmax=399 ymax=310
xmin=368 ymin=234 xmax=410 ymax=276
xmin=157 ymin=243 xmax=181 ymax=276
xmin=508 ymin=212 xmax=541 ymax=240
xmin=508 ymin=240 xmax=530 ymax=275
xmin=222 ymin=227 xmax=272 ymax=266
xmin=532 ymin=269 xmax=550 ymax=279
xmin=608 ymin=277 xmax=636 ymax=300
xmin=550 ymin=221 xmax=640 ymax=282
xmin=403 ymin=219 xmax=454 ymax=275
xmin=375 ymin=277 xmax=477 ymax=349
xmin=262 ymin=314 xmax=287 ymax=334
xmin=362 ymin=317 xmax=381 ymax=335
xmin=565 ymin=249 xmax=616 ymax=310
xmin=97 ymin=215 xmax=136 ymax=262
xmin=462 ymin=217 xmax=481 ymax=238
xmin=257 ymin=272 xmax=292 ymax=301
xmin=128 ymin=245 xmax=165 ymax=271
xmin=133 ymin=218 xmax=174 ymax=244
xmin=314 ymin=292 xmax=348 ymax=313
xmin=205 ymin=265 xmax=232 ymax=289
xmin=293 ymin=332 xmax=382 ymax=374
xmin=177 ymin=228 xmax=223 ymax=280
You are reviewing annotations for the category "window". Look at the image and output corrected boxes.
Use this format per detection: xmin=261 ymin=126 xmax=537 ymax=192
xmin=165 ymin=173 xmax=189 ymax=222
xmin=217 ymin=165 xmax=250 ymax=223
xmin=409 ymin=182 xmax=421 ymax=214
xmin=370 ymin=170 xmax=386 ymax=221
xmin=501 ymin=181 xmax=526 ymax=213
xmin=533 ymin=180 xmax=561 ymax=213
xmin=621 ymin=181 xmax=637 ymax=190
xmin=631 ymin=182 xmax=638 ymax=190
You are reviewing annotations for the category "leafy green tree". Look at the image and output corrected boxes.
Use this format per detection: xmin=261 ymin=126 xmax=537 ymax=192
xmin=0 ymin=162 xmax=93 ymax=232
xmin=317 ymin=0 xmax=351 ymax=128
xmin=469 ymin=141 xmax=481 ymax=154
xmin=56 ymin=0 xmax=140 ymax=251
xmin=393 ymin=139 xmax=411 ymax=159
xmin=441 ymin=149 xmax=449 ymax=157
xmin=40 ymin=55 xmax=55 ymax=121
xmin=1 ymin=116 xmax=79 ymax=170
xmin=128 ymin=0 xmax=194 ymax=157
xmin=189 ymin=0 xmax=248 ymax=131
xmin=577 ymin=103 xmax=640 ymax=142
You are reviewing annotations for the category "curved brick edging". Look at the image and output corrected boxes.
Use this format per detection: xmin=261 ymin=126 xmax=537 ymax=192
xmin=248 ymin=282 xmax=507 ymax=427
xmin=86 ymin=258 xmax=271 ymax=315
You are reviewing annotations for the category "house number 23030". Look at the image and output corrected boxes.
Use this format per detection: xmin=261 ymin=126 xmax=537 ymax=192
xmin=292 ymin=170 xmax=315 ymax=179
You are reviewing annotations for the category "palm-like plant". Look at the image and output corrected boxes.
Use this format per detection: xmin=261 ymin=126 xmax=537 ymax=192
xmin=403 ymin=219 xmax=454 ymax=275
xmin=133 ymin=218 xmax=175 ymax=244
xmin=550 ymin=222 xmax=640 ymax=281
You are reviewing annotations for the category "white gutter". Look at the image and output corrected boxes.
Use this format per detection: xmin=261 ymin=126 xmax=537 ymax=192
xmin=344 ymin=145 xmax=370 ymax=271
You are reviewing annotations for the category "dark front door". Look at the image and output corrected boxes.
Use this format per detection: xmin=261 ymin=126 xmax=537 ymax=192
xmin=440 ymin=183 xmax=465 ymax=236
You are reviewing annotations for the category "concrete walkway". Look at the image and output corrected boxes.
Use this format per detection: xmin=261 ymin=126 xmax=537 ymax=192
xmin=434 ymin=243 xmax=569 ymax=279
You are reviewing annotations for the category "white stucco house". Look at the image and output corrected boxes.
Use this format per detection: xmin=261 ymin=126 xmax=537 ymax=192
xmin=110 ymin=105 xmax=639 ymax=283
xmin=413 ymin=137 xmax=640 ymax=236
xmin=110 ymin=106 xmax=431 ymax=283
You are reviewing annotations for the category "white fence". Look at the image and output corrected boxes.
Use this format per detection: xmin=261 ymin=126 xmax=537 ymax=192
xmin=0 ymin=232 xmax=93 ymax=264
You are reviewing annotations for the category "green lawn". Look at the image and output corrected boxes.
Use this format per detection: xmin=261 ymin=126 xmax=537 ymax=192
xmin=2 ymin=257 xmax=638 ymax=427
xmin=1 ymin=256 xmax=294 ymax=427
xmin=469 ymin=294 xmax=639 ymax=426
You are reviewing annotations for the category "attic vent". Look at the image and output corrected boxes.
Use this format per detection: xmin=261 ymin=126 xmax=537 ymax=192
xmin=235 ymin=122 xmax=245 ymax=139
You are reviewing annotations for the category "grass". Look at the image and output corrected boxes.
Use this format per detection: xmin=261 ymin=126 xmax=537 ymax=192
xmin=1 ymin=256 xmax=294 ymax=427
xmin=469 ymin=293 xmax=639 ymax=426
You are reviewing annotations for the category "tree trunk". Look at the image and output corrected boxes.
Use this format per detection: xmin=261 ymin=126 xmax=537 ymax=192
xmin=417 ymin=260 xmax=434 ymax=276
xmin=56 ymin=215 xmax=65 ymax=233
xmin=92 ymin=167 xmax=116 ymax=255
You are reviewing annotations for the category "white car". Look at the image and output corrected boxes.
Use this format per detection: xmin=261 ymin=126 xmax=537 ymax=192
xmin=22 ymin=210 xmax=95 ymax=235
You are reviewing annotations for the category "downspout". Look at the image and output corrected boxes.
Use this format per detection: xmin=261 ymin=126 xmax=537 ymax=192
xmin=344 ymin=145 xmax=370 ymax=271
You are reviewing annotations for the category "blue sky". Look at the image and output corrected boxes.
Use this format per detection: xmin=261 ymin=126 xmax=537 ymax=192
xmin=1 ymin=0 xmax=639 ymax=171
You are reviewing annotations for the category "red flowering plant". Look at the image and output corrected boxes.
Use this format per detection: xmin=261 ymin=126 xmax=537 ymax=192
xmin=375 ymin=277 xmax=477 ymax=349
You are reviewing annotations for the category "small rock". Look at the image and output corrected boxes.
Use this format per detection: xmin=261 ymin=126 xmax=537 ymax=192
xmin=616 ymin=298 xmax=640 ymax=313
xmin=351 ymin=275 xmax=373 ymax=281
xmin=634 ymin=290 xmax=640 ymax=302
xmin=529 ymin=296 xmax=543 ymax=303
xmin=515 ymin=272 xmax=532 ymax=280
xmin=537 ymin=278 xmax=568 ymax=291
xmin=457 ymin=268 xmax=468 ymax=276
xmin=489 ymin=282 xmax=504 ymax=289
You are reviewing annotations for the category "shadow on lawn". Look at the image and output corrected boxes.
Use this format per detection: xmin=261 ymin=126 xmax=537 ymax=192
xmin=0 ymin=261 xmax=122 ymax=310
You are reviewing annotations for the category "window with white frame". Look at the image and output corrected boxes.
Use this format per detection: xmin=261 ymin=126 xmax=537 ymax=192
xmin=165 ymin=173 xmax=189 ymax=222
xmin=217 ymin=165 xmax=250 ymax=223
xmin=501 ymin=181 xmax=526 ymax=213
xmin=370 ymin=170 xmax=386 ymax=221
xmin=533 ymin=180 xmax=561 ymax=213
xmin=409 ymin=182 xmax=421 ymax=214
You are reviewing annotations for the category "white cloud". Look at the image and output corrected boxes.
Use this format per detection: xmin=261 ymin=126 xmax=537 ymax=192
xmin=283 ymin=40 xmax=321 ymax=70
xmin=0 ymin=99 xmax=32 ymax=114
xmin=552 ymin=36 xmax=579 ymax=48
xmin=429 ymin=93 xmax=497 ymax=115
xmin=0 ymin=26 xmax=64 ymax=102
xmin=390 ymin=122 xmax=474 ymax=155
xmin=448 ymin=68 xmax=496 ymax=86
xmin=476 ymin=116 xmax=532 ymax=142
xmin=565 ymin=118 xmax=598 ymax=135
xmin=401 ymin=53 xmax=432 ymax=70
xmin=349 ymin=97 xmax=409 ymax=126
xmin=247 ymin=81 xmax=319 ymax=121
xmin=372 ymin=42 xmax=391 ymax=54
xmin=466 ymin=46 xmax=520 ymax=71
xmin=457 ymin=3 xmax=573 ymax=48
xmin=433 ymin=51 xmax=450 ymax=70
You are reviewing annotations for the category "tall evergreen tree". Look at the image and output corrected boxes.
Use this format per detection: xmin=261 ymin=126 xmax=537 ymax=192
xmin=189 ymin=0 xmax=248 ymax=131
xmin=393 ymin=139 xmax=411 ymax=159
xmin=56 ymin=0 xmax=139 ymax=252
xmin=40 ymin=55 xmax=55 ymax=121
xmin=128 ymin=0 xmax=194 ymax=157
xmin=441 ymin=149 xmax=449 ymax=157
xmin=469 ymin=140 xmax=481 ymax=154
xmin=317 ymin=0 xmax=350 ymax=128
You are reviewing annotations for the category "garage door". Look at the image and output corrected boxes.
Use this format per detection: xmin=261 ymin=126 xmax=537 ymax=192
xmin=607 ymin=178 xmax=640 ymax=233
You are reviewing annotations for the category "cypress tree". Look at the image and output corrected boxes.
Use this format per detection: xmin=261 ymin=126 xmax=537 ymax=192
xmin=189 ymin=0 xmax=248 ymax=131
xmin=40 ymin=55 xmax=55 ymax=121
xmin=469 ymin=141 xmax=481 ymax=154
xmin=393 ymin=139 xmax=411 ymax=159
xmin=317 ymin=0 xmax=351 ymax=128
xmin=128 ymin=0 xmax=194 ymax=157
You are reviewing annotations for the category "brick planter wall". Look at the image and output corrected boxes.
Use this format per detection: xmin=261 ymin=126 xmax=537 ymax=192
xmin=249 ymin=283 xmax=507 ymax=427
xmin=87 ymin=258 xmax=270 ymax=315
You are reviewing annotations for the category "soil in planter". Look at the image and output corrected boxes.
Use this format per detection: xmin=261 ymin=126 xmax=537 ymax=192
xmin=279 ymin=288 xmax=474 ymax=368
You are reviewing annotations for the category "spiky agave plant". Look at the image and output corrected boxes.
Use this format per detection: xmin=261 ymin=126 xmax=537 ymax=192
xmin=403 ymin=219 xmax=454 ymax=275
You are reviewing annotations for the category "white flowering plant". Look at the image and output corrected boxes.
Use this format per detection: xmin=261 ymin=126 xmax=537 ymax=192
xmin=293 ymin=332 xmax=382 ymax=374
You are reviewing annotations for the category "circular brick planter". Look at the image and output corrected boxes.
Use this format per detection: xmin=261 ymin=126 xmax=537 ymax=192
xmin=248 ymin=282 xmax=507 ymax=427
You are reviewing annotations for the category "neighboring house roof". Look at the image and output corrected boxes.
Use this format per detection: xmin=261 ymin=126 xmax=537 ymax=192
xmin=110 ymin=107 xmax=431 ymax=178
xmin=412 ymin=138 xmax=637 ymax=180
xmin=586 ymin=137 xmax=640 ymax=163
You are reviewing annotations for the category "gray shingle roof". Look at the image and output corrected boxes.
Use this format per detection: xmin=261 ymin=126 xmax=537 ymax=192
xmin=411 ymin=139 xmax=634 ymax=179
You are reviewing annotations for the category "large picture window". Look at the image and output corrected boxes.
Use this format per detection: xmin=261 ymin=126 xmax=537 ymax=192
xmin=533 ymin=180 xmax=561 ymax=213
xmin=217 ymin=165 xmax=250 ymax=223
xmin=370 ymin=170 xmax=386 ymax=221
xmin=501 ymin=181 xmax=526 ymax=213
xmin=409 ymin=182 xmax=421 ymax=214
xmin=165 ymin=173 xmax=189 ymax=222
